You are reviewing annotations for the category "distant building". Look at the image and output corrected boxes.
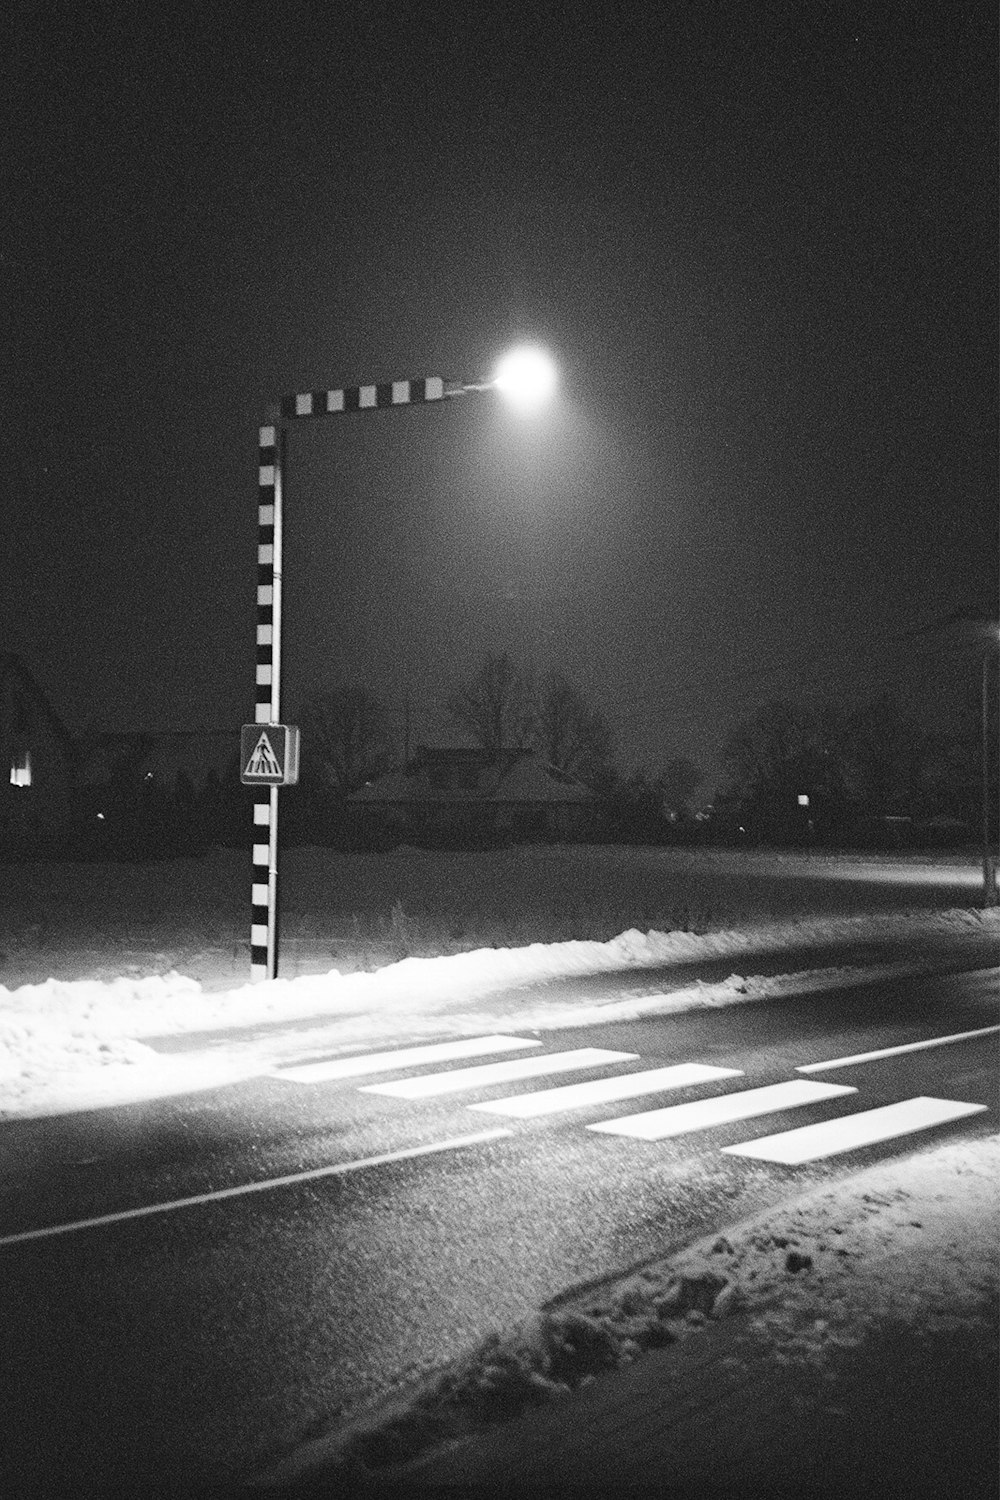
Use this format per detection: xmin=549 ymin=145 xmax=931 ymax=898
xmin=0 ymin=653 xmax=248 ymax=857
xmin=73 ymin=729 xmax=243 ymax=850
xmin=75 ymin=729 xmax=241 ymax=795
xmin=349 ymin=745 xmax=600 ymax=845
xmin=0 ymin=653 xmax=78 ymax=847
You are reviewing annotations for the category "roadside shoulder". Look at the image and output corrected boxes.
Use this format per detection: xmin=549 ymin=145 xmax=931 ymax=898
xmin=254 ymin=1131 xmax=999 ymax=1497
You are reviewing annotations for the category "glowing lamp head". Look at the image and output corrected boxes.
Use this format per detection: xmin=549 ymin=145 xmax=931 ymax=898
xmin=492 ymin=345 xmax=557 ymax=410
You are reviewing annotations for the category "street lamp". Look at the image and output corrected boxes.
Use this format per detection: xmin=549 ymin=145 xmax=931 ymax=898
xmin=243 ymin=350 xmax=556 ymax=981
xmin=444 ymin=344 xmax=558 ymax=408
xmin=489 ymin=345 xmax=558 ymax=410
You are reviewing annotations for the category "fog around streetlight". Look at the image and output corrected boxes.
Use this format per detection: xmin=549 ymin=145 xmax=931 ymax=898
xmin=492 ymin=345 xmax=558 ymax=410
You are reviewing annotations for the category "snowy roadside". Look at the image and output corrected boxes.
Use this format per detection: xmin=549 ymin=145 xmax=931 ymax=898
xmin=0 ymin=905 xmax=997 ymax=1119
xmin=259 ymin=1129 xmax=1000 ymax=1491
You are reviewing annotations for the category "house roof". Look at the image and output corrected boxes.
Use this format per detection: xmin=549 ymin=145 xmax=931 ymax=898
xmin=351 ymin=748 xmax=594 ymax=804
xmin=493 ymin=754 xmax=593 ymax=802
xmin=0 ymin=653 xmax=79 ymax=761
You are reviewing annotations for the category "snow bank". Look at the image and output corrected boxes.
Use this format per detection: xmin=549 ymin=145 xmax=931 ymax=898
xmin=264 ymin=1131 xmax=999 ymax=1487
xmin=0 ymin=905 xmax=996 ymax=1119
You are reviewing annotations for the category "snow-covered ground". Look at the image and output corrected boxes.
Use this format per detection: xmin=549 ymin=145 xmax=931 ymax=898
xmin=0 ymin=844 xmax=997 ymax=1118
xmin=1 ymin=843 xmax=996 ymax=1493
xmin=271 ymin=1130 xmax=998 ymax=1488
xmin=1 ymin=843 xmax=989 ymax=995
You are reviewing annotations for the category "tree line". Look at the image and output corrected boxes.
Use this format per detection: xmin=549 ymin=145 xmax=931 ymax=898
xmin=294 ymin=651 xmax=996 ymax=845
xmin=715 ymin=693 xmax=993 ymax=843
xmin=297 ymin=652 xmax=620 ymax=797
xmin=296 ymin=652 xmax=702 ymax=819
xmin=9 ymin=652 xmax=989 ymax=862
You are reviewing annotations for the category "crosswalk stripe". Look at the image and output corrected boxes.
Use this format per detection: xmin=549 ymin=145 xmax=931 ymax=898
xmin=273 ymin=1034 xmax=541 ymax=1083
xmin=721 ymin=1096 xmax=988 ymax=1164
xmin=467 ymin=1063 xmax=742 ymax=1118
xmin=360 ymin=1048 xmax=636 ymax=1099
xmin=587 ymin=1079 xmax=855 ymax=1140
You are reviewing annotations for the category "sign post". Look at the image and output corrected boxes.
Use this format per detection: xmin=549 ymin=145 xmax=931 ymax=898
xmin=242 ymin=722 xmax=299 ymax=979
xmin=248 ymin=377 xmax=448 ymax=980
xmin=247 ymin=356 xmax=555 ymax=979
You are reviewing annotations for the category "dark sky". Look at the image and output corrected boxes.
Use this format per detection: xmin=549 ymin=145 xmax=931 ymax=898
xmin=6 ymin=0 xmax=997 ymax=791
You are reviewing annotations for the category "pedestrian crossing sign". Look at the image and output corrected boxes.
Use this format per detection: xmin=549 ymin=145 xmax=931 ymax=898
xmin=240 ymin=723 xmax=300 ymax=785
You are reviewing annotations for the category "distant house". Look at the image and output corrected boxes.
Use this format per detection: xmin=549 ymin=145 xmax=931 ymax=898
xmin=0 ymin=651 xmax=247 ymax=855
xmin=348 ymin=745 xmax=600 ymax=845
xmin=0 ymin=653 xmax=78 ymax=846
xmin=132 ymin=729 xmax=242 ymax=798
xmin=75 ymin=732 xmax=150 ymax=803
xmin=74 ymin=729 xmax=243 ymax=847
xmin=76 ymin=730 xmax=241 ymax=798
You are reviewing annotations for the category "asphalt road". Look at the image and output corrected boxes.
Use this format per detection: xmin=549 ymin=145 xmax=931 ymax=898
xmin=0 ymin=963 xmax=997 ymax=1497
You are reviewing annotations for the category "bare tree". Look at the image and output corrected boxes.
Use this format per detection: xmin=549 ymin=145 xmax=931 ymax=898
xmin=656 ymin=756 xmax=702 ymax=817
xmin=297 ymin=684 xmax=390 ymax=795
xmin=445 ymin=652 xmax=535 ymax=752
xmin=533 ymin=671 xmax=616 ymax=788
xmin=718 ymin=694 xmax=974 ymax=839
xmin=721 ymin=699 xmax=826 ymax=806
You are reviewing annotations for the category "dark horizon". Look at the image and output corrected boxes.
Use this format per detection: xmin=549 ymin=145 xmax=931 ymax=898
xmin=6 ymin=2 xmax=997 ymax=792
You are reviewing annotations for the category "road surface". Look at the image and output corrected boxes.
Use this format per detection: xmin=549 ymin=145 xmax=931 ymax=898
xmin=0 ymin=962 xmax=996 ymax=1495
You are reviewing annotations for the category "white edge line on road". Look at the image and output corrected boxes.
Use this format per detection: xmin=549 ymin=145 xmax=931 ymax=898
xmin=0 ymin=1128 xmax=513 ymax=1249
xmin=796 ymin=1023 xmax=1000 ymax=1073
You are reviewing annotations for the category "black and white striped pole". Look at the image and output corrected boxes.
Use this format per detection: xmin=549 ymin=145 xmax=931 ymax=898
xmin=245 ymin=412 xmax=286 ymax=983
xmin=244 ymin=349 xmax=557 ymax=982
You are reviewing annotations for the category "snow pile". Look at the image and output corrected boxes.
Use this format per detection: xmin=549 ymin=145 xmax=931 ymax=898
xmin=664 ymin=1133 xmax=998 ymax=1366
xmin=266 ymin=1131 xmax=999 ymax=1487
xmin=0 ymin=1014 xmax=153 ymax=1083
xmin=1 ymin=906 xmax=997 ymax=1118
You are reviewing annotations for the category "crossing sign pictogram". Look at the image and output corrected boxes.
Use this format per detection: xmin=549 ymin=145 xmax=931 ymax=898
xmin=240 ymin=723 xmax=300 ymax=785
xmin=246 ymin=733 xmax=282 ymax=779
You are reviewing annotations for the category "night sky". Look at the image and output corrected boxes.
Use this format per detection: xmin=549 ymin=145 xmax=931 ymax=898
xmin=6 ymin=1 xmax=997 ymax=791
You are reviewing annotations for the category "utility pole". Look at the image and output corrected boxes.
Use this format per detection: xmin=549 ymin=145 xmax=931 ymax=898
xmin=982 ymin=646 xmax=998 ymax=905
xmin=403 ymin=676 xmax=412 ymax=767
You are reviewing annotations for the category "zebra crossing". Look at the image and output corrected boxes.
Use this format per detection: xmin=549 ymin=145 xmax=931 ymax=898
xmin=466 ymin=1062 xmax=742 ymax=1118
xmin=360 ymin=1048 xmax=636 ymax=1099
xmin=586 ymin=1078 xmax=856 ymax=1141
xmin=272 ymin=1032 xmax=988 ymax=1167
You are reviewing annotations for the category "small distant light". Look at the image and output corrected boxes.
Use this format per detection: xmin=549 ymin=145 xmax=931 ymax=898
xmin=145 ymin=771 xmax=154 ymax=781
xmin=97 ymin=812 xmax=106 ymax=821
xmin=797 ymin=794 xmax=810 ymax=807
